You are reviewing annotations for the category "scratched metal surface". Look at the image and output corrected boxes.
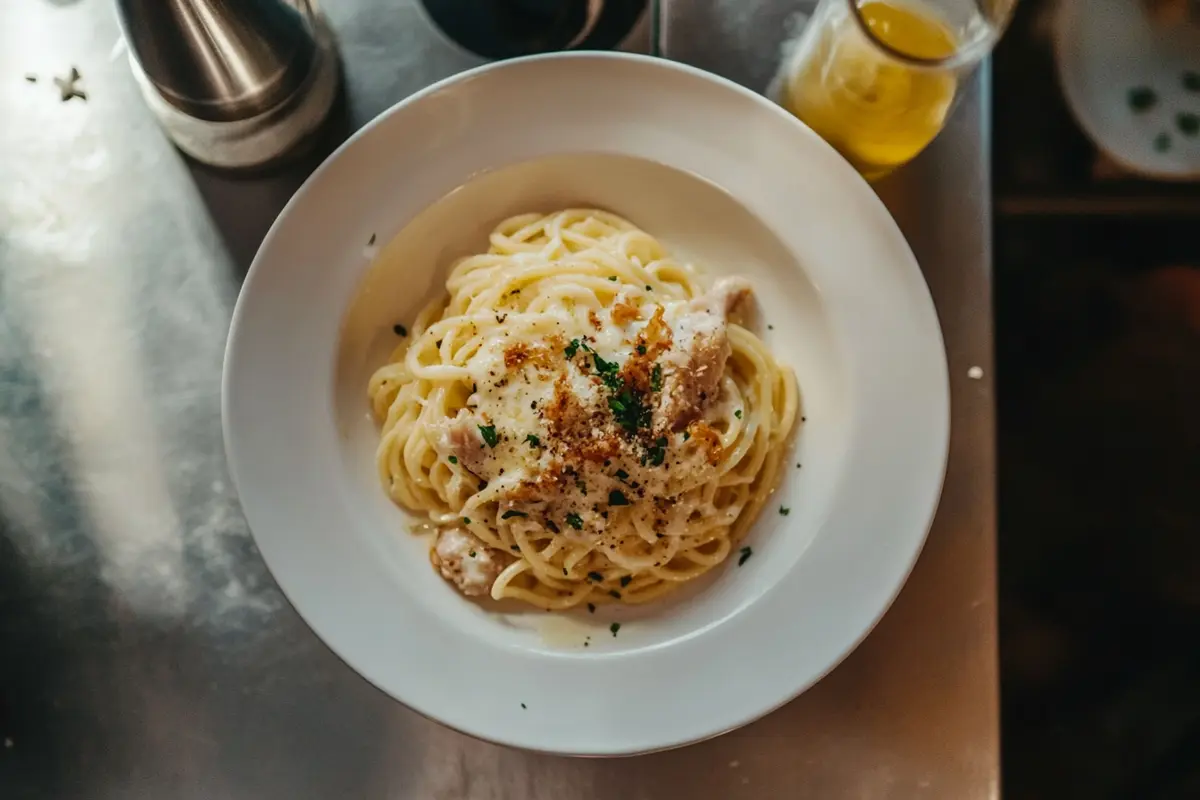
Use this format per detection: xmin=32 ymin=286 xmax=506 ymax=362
xmin=0 ymin=1 xmax=997 ymax=797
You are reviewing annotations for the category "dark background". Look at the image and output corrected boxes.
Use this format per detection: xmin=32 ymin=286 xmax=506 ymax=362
xmin=993 ymin=1 xmax=1200 ymax=797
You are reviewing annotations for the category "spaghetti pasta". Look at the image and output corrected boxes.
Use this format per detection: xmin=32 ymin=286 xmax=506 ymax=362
xmin=368 ymin=209 xmax=798 ymax=610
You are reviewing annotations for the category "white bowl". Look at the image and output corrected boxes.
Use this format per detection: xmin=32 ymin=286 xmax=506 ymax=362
xmin=223 ymin=52 xmax=949 ymax=756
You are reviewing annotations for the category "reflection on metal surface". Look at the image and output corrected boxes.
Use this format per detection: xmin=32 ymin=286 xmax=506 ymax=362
xmin=0 ymin=0 xmax=995 ymax=797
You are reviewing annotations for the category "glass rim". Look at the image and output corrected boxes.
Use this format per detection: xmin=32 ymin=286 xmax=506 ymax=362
xmin=843 ymin=0 xmax=1015 ymax=70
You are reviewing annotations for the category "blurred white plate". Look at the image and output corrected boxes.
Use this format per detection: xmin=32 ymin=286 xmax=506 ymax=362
xmin=1056 ymin=0 xmax=1200 ymax=179
xmin=222 ymin=52 xmax=949 ymax=755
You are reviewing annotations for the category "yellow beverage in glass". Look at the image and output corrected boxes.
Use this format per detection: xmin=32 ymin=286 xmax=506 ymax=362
xmin=781 ymin=0 xmax=960 ymax=179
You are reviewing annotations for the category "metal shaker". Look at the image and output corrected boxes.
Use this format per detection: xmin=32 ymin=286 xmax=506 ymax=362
xmin=115 ymin=0 xmax=341 ymax=169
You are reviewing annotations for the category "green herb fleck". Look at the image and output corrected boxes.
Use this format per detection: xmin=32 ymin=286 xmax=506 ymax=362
xmin=768 ymin=324 xmax=774 ymax=330
xmin=610 ymin=622 xmax=621 ymax=636
xmin=637 ymin=344 xmax=647 ymax=355
xmin=368 ymin=233 xmax=376 ymax=246
xmin=521 ymin=702 xmax=527 ymax=709
xmin=566 ymin=513 xmax=583 ymax=530
xmin=525 ymin=434 xmax=540 ymax=448
xmin=608 ymin=590 xmax=622 ymax=599
xmin=619 ymin=575 xmax=632 ymax=587
xmin=738 ymin=546 xmax=753 ymax=566
xmin=462 ymin=517 xmax=471 ymax=525
xmin=651 ymin=364 xmax=663 ymax=392
xmin=779 ymin=506 xmax=790 ymax=516
xmin=609 ymin=389 xmax=651 ymax=433
xmin=614 ymin=468 xmax=629 ymax=481
xmin=564 ymin=338 xmax=581 ymax=358
xmin=392 ymin=324 xmax=407 ymax=337
xmin=1154 ymin=131 xmax=1172 ymax=152
xmin=1177 ymin=111 xmax=1199 ymax=136
xmin=609 ymin=276 xmax=618 ymax=282
xmin=587 ymin=571 xmax=604 ymax=582
xmin=645 ymin=285 xmax=652 ymax=291
xmin=647 ymin=436 xmax=668 ymax=467
xmin=734 ymin=409 xmax=743 ymax=419
xmin=1184 ymin=70 xmax=1200 ymax=92
xmin=469 ymin=550 xmax=476 ymax=558
xmin=448 ymin=455 xmax=458 ymax=464
xmin=501 ymin=510 xmax=527 ymax=519
xmin=592 ymin=352 xmax=622 ymax=391
xmin=546 ymin=520 xmax=560 ymax=534
xmin=576 ymin=478 xmax=588 ymax=495
xmin=683 ymin=430 xmax=691 ymax=441
xmin=608 ymin=490 xmax=630 ymax=506
xmin=478 ymin=425 xmax=499 ymax=448
xmin=1129 ymin=86 xmax=1158 ymax=112
xmin=587 ymin=603 xmax=596 ymax=613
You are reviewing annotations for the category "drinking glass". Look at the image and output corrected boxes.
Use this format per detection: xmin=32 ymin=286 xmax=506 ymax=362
xmin=778 ymin=0 xmax=1015 ymax=179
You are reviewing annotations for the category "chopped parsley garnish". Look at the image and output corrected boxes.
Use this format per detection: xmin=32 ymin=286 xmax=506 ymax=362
xmin=576 ymin=478 xmax=588 ymax=495
xmin=608 ymin=490 xmax=630 ymax=506
xmin=592 ymin=352 xmax=622 ymax=391
xmin=614 ymin=468 xmax=629 ymax=481
xmin=478 ymin=424 xmax=499 ymax=448
xmin=368 ymin=233 xmax=376 ymax=246
xmin=645 ymin=285 xmax=652 ymax=291
xmin=510 ymin=545 xmax=520 ymax=551
xmin=610 ymin=622 xmax=621 ymax=636
xmin=501 ymin=510 xmax=527 ymax=519
xmin=647 ymin=436 xmax=668 ymax=467
xmin=738 ymin=546 xmax=753 ymax=566
xmin=524 ymin=434 xmax=540 ymax=448
xmin=608 ymin=276 xmax=618 ymax=281
xmin=779 ymin=506 xmax=790 ymax=516
xmin=1128 ymin=86 xmax=1157 ymax=112
xmin=683 ymin=430 xmax=690 ymax=441
xmin=545 ymin=519 xmax=560 ymax=534
xmin=521 ymin=702 xmax=527 ymax=709
xmin=619 ymin=575 xmax=632 ymax=587
xmin=734 ymin=409 xmax=743 ymax=419
xmin=564 ymin=338 xmax=582 ymax=358
xmin=768 ymin=324 xmax=774 ymax=330
xmin=587 ymin=603 xmax=596 ymax=613
xmin=637 ymin=344 xmax=647 ymax=355
xmin=566 ymin=513 xmax=583 ymax=530
xmin=609 ymin=389 xmax=651 ymax=433
xmin=608 ymin=590 xmax=622 ymax=599
xmin=587 ymin=571 xmax=604 ymax=582
xmin=392 ymin=324 xmax=407 ymax=336
xmin=462 ymin=517 xmax=471 ymax=524
xmin=448 ymin=455 xmax=458 ymax=464
xmin=651 ymin=364 xmax=663 ymax=392
xmin=468 ymin=550 xmax=476 ymax=557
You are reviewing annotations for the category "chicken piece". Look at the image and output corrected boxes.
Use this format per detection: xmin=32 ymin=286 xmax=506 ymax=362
xmin=657 ymin=278 xmax=752 ymax=430
xmin=430 ymin=527 xmax=505 ymax=596
xmin=434 ymin=412 xmax=494 ymax=478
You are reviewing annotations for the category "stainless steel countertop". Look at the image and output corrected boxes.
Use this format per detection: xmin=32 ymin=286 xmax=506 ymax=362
xmin=0 ymin=1 xmax=997 ymax=797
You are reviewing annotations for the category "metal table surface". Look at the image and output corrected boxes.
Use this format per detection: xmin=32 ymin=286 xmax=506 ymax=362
xmin=0 ymin=1 xmax=997 ymax=798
